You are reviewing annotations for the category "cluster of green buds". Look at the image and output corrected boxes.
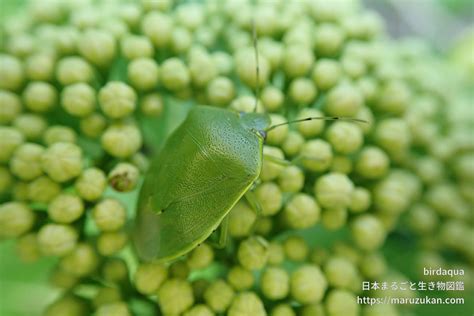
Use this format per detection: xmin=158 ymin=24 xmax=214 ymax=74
xmin=0 ymin=0 xmax=473 ymax=315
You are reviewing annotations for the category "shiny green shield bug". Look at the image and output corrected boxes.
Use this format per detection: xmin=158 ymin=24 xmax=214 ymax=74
xmin=133 ymin=107 xmax=271 ymax=262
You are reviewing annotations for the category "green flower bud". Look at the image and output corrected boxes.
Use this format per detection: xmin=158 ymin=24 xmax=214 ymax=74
xmin=416 ymin=157 xmax=444 ymax=184
xmin=23 ymin=81 xmax=57 ymax=113
xmin=37 ymin=224 xmax=78 ymax=256
xmin=261 ymin=85 xmax=283 ymax=112
xmin=351 ymin=214 xmax=386 ymax=251
xmin=312 ymin=59 xmax=342 ymax=90
xmin=92 ymin=198 xmax=127 ymax=232
xmin=324 ymin=82 xmax=363 ymax=117
xmin=134 ymin=262 xmax=168 ymax=295
xmin=75 ymin=167 xmax=107 ymax=201
xmin=141 ymin=93 xmax=164 ymax=116
xmin=375 ymin=118 xmax=411 ymax=155
xmin=325 ymin=289 xmax=359 ymax=316
xmin=228 ymin=292 xmax=266 ymax=316
xmin=127 ymin=58 xmax=159 ymax=91
xmin=321 ymin=207 xmax=348 ymax=230
xmin=13 ymin=113 xmax=47 ymax=140
xmin=278 ymin=165 xmax=304 ymax=193
xmin=97 ymin=231 xmax=128 ymax=256
xmin=235 ymin=47 xmax=270 ymax=88
xmin=10 ymin=142 xmax=44 ymax=180
xmin=254 ymin=217 xmax=273 ymax=236
xmin=93 ymin=287 xmax=122 ymax=308
xmin=43 ymin=126 xmax=77 ymax=145
xmin=0 ymin=202 xmax=35 ymax=238
xmin=80 ymin=113 xmax=107 ymax=138
xmin=108 ymin=162 xmax=139 ymax=192
xmin=184 ymin=305 xmax=214 ymax=316
xmin=230 ymin=95 xmax=264 ymax=113
xmin=265 ymin=242 xmax=284 ymax=266
xmin=355 ymin=146 xmax=389 ymax=179
xmin=356 ymin=76 xmax=378 ymax=104
xmin=330 ymin=155 xmax=353 ymax=174
xmin=212 ymin=51 xmax=233 ymax=75
xmin=12 ymin=181 xmax=29 ymax=201
xmin=260 ymin=38 xmax=283 ymax=70
xmin=25 ymin=53 xmax=55 ymax=81
xmin=204 ymin=279 xmax=235 ymax=313
xmin=15 ymin=233 xmax=40 ymax=262
xmin=44 ymin=295 xmax=89 ymax=316
xmin=99 ymin=81 xmax=136 ymax=119
xmin=349 ymin=187 xmax=371 ymax=213
xmin=101 ymin=123 xmax=142 ymax=158
xmin=48 ymin=193 xmax=84 ymax=223
xmin=324 ymin=256 xmax=358 ymax=289
xmin=189 ymin=51 xmax=218 ymax=87
xmin=326 ymin=122 xmax=363 ymax=154
xmin=227 ymin=266 xmax=254 ymax=291
xmin=283 ymin=45 xmax=314 ymax=77
xmin=315 ymin=23 xmax=345 ymax=56
xmin=102 ymin=258 xmax=128 ymax=283
xmin=281 ymin=131 xmax=304 ymax=157
xmin=0 ymin=90 xmax=22 ymax=123
xmin=407 ymin=204 xmax=438 ymax=234
xmin=310 ymin=247 xmax=329 ymax=266
xmin=120 ymin=35 xmax=154 ymax=60
xmin=207 ymin=76 xmax=235 ymax=107
xmin=301 ymin=139 xmax=333 ymax=172
xmin=283 ymin=236 xmax=309 ymax=261
xmin=0 ymin=166 xmax=12 ymax=194
xmin=267 ymin=114 xmax=288 ymax=145
xmin=42 ymin=142 xmax=83 ymax=182
xmin=96 ymin=302 xmax=130 ymax=316
xmin=170 ymin=260 xmax=190 ymax=279
xmin=260 ymin=146 xmax=285 ymax=181
xmin=157 ymin=279 xmax=194 ymax=315
xmin=261 ymin=267 xmax=289 ymax=300
xmin=161 ymin=57 xmax=190 ymax=91
xmin=375 ymin=80 xmax=411 ymax=115
xmin=49 ymin=268 xmax=78 ymax=290
xmin=0 ymin=54 xmax=24 ymax=91
xmin=141 ymin=11 xmax=173 ymax=48
xmin=78 ymin=29 xmax=116 ymax=67
xmin=315 ymin=172 xmax=354 ymax=208
xmin=56 ymin=57 xmax=94 ymax=85
xmin=27 ymin=175 xmax=61 ymax=203
xmin=341 ymin=55 xmax=366 ymax=79
xmin=283 ymin=193 xmax=320 ymax=229
xmin=301 ymin=304 xmax=325 ymax=316
xmin=170 ymin=27 xmax=193 ymax=53
xmin=187 ymin=243 xmax=214 ymax=269
xmin=362 ymin=305 xmax=399 ymax=316
xmin=291 ymin=265 xmax=327 ymax=304
xmin=255 ymin=182 xmax=282 ymax=216
xmin=60 ymin=243 xmax=98 ymax=277
xmin=238 ymin=236 xmax=269 ymax=270
xmin=296 ymin=108 xmax=325 ymax=138
xmin=61 ymin=83 xmax=96 ymax=117
xmin=289 ymin=77 xmax=317 ymax=105
xmin=359 ymin=252 xmax=387 ymax=280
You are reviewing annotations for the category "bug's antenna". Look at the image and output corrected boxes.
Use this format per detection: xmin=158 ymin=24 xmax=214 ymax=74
xmin=266 ymin=116 xmax=368 ymax=132
xmin=252 ymin=18 xmax=260 ymax=113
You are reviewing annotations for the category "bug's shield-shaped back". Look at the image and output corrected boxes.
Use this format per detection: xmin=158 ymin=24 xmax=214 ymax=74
xmin=133 ymin=106 xmax=263 ymax=262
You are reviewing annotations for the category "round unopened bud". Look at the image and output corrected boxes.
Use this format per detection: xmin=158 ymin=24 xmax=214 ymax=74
xmin=44 ymin=295 xmax=88 ymax=316
xmin=99 ymin=82 xmax=136 ymax=119
xmin=60 ymin=243 xmax=98 ymax=277
xmin=283 ymin=236 xmax=309 ymax=261
xmin=93 ymin=287 xmax=121 ymax=307
xmin=141 ymin=93 xmax=164 ymax=116
xmin=102 ymin=258 xmax=128 ymax=283
xmin=235 ymin=47 xmax=270 ymax=88
xmin=0 ymin=202 xmax=35 ymax=238
xmin=291 ymin=265 xmax=327 ymax=304
xmin=301 ymin=304 xmax=325 ymax=316
xmin=27 ymin=175 xmax=61 ymax=203
xmin=75 ymin=167 xmax=107 ymax=201
xmin=92 ymin=198 xmax=127 ymax=232
xmin=0 ymin=90 xmax=22 ymax=123
xmin=296 ymin=108 xmax=325 ymax=138
xmin=255 ymin=182 xmax=282 ymax=216
xmin=141 ymin=12 xmax=173 ymax=48
xmin=160 ymin=57 xmax=190 ymax=91
xmin=96 ymin=302 xmax=130 ymax=316
xmin=227 ymin=266 xmax=254 ymax=291
xmin=283 ymin=193 xmax=320 ymax=229
xmin=56 ymin=57 xmax=93 ymax=85
xmin=314 ymin=23 xmax=345 ymax=56
xmin=0 ymin=54 xmax=24 ymax=90
xmin=278 ymin=165 xmax=304 ymax=193
xmin=108 ymin=162 xmax=139 ymax=192
xmin=301 ymin=139 xmax=333 ymax=172
xmin=101 ymin=124 xmax=142 ymax=158
xmin=238 ymin=236 xmax=269 ymax=270
xmin=134 ymin=262 xmax=168 ymax=295
xmin=78 ymin=29 xmax=116 ymax=66
xmin=324 ymin=256 xmax=358 ymax=289
xmin=44 ymin=126 xmax=77 ymax=145
xmin=315 ymin=172 xmax=354 ymax=208
xmin=97 ymin=231 xmax=128 ymax=256
xmin=289 ymin=77 xmax=317 ymax=105
xmin=312 ymin=59 xmax=341 ymax=90
xmin=267 ymin=114 xmax=288 ymax=145
xmin=325 ymin=289 xmax=359 ymax=316
xmin=228 ymin=200 xmax=257 ymax=238
xmin=204 ymin=279 xmax=235 ymax=313
xmin=355 ymin=146 xmax=389 ymax=179
xmin=207 ymin=76 xmax=235 ymax=107
xmin=121 ymin=35 xmax=154 ymax=60
xmin=349 ymin=187 xmax=371 ymax=213
xmin=37 ymin=224 xmax=78 ymax=256
xmin=16 ymin=233 xmax=40 ymax=262
xmin=25 ymin=53 xmax=55 ymax=81
xmin=283 ymin=45 xmax=315 ymax=77
xmin=324 ymin=83 xmax=363 ymax=117
xmin=61 ymin=83 xmax=96 ymax=117
xmin=128 ymin=58 xmax=159 ymax=91
xmin=10 ymin=142 xmax=44 ymax=180
xmin=272 ymin=304 xmax=295 ymax=316
xmin=183 ymin=305 xmax=214 ymax=316
xmin=187 ymin=243 xmax=214 ymax=269
xmin=23 ymin=81 xmax=57 ymax=113
xmin=351 ymin=214 xmax=386 ymax=251
xmin=189 ymin=52 xmax=218 ymax=87
xmin=331 ymin=155 xmax=353 ymax=174
xmin=322 ymin=207 xmax=348 ymax=230
xmin=261 ymin=267 xmax=289 ymax=300
xmin=228 ymin=292 xmax=266 ymax=316
xmin=48 ymin=194 xmax=84 ymax=223
xmin=375 ymin=118 xmax=411 ymax=155
xmin=282 ymin=131 xmax=305 ymax=157
xmin=13 ymin=113 xmax=47 ymax=140
xmin=261 ymin=85 xmax=283 ymax=112
xmin=326 ymin=122 xmax=363 ymax=154
xmin=407 ymin=204 xmax=438 ymax=235
xmin=260 ymin=146 xmax=285 ymax=181
xmin=80 ymin=113 xmax=106 ymax=138
xmin=42 ymin=142 xmax=83 ymax=182
xmin=375 ymin=80 xmax=411 ymax=115
xmin=157 ymin=279 xmax=194 ymax=315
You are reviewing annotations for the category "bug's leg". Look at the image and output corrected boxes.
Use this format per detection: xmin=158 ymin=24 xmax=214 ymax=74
xmin=208 ymin=215 xmax=229 ymax=249
xmin=263 ymin=154 xmax=292 ymax=166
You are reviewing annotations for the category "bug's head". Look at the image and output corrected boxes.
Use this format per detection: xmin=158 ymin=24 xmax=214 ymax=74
xmin=240 ymin=112 xmax=271 ymax=140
